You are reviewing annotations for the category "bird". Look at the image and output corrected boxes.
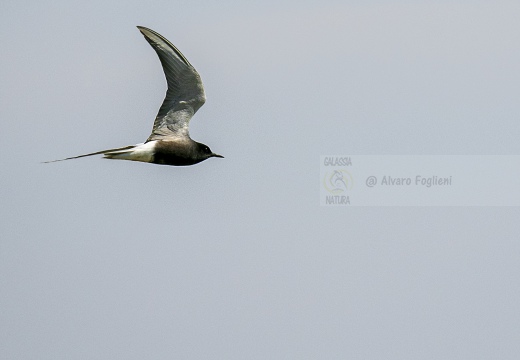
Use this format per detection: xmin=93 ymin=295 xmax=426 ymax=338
xmin=45 ymin=26 xmax=223 ymax=166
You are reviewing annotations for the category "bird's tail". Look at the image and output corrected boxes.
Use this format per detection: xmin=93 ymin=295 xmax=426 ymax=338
xmin=42 ymin=145 xmax=136 ymax=163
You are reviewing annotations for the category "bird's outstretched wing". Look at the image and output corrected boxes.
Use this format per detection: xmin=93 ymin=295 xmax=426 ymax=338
xmin=137 ymin=26 xmax=206 ymax=142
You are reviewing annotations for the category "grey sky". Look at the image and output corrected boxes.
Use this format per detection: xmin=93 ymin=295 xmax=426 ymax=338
xmin=1 ymin=0 xmax=520 ymax=359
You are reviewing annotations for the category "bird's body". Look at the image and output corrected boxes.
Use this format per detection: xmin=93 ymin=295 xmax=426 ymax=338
xmin=45 ymin=26 xmax=223 ymax=166
xmin=100 ymin=139 xmax=218 ymax=166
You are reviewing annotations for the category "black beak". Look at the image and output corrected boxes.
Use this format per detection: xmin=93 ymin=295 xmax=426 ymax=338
xmin=211 ymin=153 xmax=224 ymax=158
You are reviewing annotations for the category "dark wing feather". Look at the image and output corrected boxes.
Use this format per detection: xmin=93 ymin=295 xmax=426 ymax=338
xmin=137 ymin=26 xmax=206 ymax=141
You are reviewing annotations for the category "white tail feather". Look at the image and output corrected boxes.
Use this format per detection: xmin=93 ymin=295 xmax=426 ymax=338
xmin=104 ymin=141 xmax=156 ymax=163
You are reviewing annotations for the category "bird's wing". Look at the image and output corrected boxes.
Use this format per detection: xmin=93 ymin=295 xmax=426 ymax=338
xmin=137 ymin=26 xmax=206 ymax=142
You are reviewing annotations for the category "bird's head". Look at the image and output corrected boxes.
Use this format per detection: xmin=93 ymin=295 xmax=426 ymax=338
xmin=196 ymin=142 xmax=224 ymax=161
